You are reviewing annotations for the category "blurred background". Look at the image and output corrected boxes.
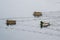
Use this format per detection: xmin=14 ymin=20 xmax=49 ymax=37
xmin=0 ymin=0 xmax=60 ymax=18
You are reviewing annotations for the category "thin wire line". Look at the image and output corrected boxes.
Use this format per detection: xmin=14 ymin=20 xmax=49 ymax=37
xmin=6 ymin=27 xmax=60 ymax=37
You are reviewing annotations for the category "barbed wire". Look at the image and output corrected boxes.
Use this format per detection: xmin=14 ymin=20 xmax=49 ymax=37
xmin=0 ymin=16 xmax=60 ymax=37
xmin=0 ymin=15 xmax=60 ymax=20
xmin=1 ymin=17 xmax=60 ymax=32
xmin=4 ymin=27 xmax=60 ymax=37
xmin=15 ymin=24 xmax=60 ymax=32
xmin=4 ymin=22 xmax=60 ymax=34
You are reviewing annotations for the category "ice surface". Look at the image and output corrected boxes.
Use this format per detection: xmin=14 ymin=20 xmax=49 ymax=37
xmin=0 ymin=12 xmax=60 ymax=40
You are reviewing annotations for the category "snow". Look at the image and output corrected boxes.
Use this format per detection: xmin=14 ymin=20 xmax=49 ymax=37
xmin=0 ymin=12 xmax=60 ymax=40
xmin=0 ymin=0 xmax=60 ymax=40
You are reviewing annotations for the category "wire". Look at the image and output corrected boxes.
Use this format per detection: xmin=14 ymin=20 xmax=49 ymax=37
xmin=0 ymin=17 xmax=34 ymax=20
xmin=5 ymin=27 xmax=60 ymax=37
xmin=0 ymin=16 xmax=60 ymax=37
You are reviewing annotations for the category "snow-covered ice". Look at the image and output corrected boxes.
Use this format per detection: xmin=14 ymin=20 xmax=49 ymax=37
xmin=0 ymin=12 xmax=60 ymax=40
